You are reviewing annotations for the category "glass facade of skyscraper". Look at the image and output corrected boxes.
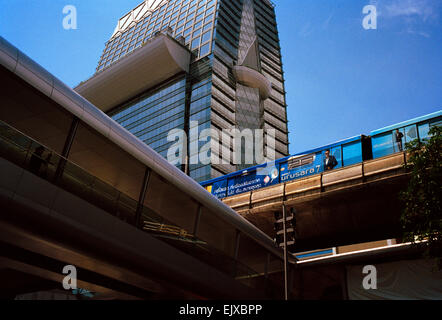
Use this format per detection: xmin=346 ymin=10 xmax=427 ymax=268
xmin=97 ymin=0 xmax=217 ymax=72
xmin=90 ymin=0 xmax=289 ymax=183
xmin=109 ymin=77 xmax=187 ymax=161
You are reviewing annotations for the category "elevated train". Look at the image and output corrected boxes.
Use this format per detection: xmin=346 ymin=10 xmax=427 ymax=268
xmin=201 ymin=110 xmax=442 ymax=199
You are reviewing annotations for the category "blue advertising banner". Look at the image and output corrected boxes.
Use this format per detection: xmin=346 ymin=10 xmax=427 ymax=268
xmin=279 ymin=152 xmax=323 ymax=183
xmin=226 ymin=163 xmax=280 ymax=197
xmin=209 ymin=179 xmax=228 ymax=199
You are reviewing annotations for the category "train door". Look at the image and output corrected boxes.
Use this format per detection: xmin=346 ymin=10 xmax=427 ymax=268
xmin=371 ymin=132 xmax=395 ymax=159
xmin=342 ymin=140 xmax=363 ymax=166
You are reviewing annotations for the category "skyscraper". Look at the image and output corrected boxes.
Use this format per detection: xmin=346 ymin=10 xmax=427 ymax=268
xmin=76 ymin=0 xmax=289 ymax=182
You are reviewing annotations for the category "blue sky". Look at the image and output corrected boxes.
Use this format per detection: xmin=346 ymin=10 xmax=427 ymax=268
xmin=0 ymin=0 xmax=441 ymax=154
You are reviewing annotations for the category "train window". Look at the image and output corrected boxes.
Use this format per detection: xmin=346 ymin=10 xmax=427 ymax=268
xmin=430 ymin=119 xmax=442 ymax=128
xmin=331 ymin=146 xmax=342 ymax=169
xmin=418 ymin=123 xmax=430 ymax=142
xmin=342 ymin=141 xmax=363 ymax=166
xmin=287 ymin=154 xmax=314 ymax=170
xmin=404 ymin=125 xmax=418 ymax=144
xmin=419 ymin=120 xmax=442 ymax=143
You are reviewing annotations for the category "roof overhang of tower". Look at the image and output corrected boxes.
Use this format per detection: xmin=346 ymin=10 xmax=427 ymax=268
xmin=75 ymin=34 xmax=190 ymax=113
xmin=233 ymin=65 xmax=272 ymax=100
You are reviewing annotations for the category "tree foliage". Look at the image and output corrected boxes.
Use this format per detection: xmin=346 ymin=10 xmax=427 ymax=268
xmin=400 ymin=125 xmax=442 ymax=268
